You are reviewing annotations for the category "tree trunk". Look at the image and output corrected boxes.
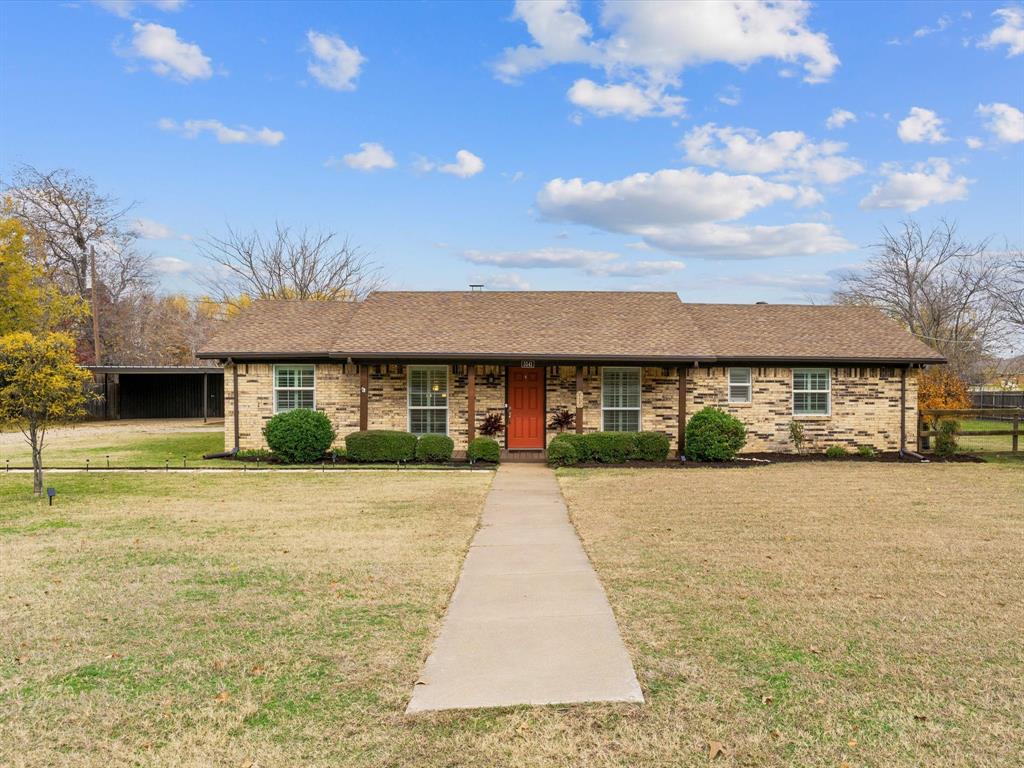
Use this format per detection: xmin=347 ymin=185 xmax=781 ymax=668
xmin=30 ymin=425 xmax=43 ymax=497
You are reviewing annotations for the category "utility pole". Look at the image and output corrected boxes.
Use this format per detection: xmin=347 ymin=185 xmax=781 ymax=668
xmin=89 ymin=245 xmax=101 ymax=364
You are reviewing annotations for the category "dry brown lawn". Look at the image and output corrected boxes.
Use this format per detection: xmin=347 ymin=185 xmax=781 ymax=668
xmin=1 ymin=463 xmax=1021 ymax=767
xmin=560 ymin=463 xmax=1024 ymax=767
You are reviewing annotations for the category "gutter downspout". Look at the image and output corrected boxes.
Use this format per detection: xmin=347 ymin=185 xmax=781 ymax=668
xmin=899 ymin=366 xmax=907 ymax=455
xmin=230 ymin=357 xmax=240 ymax=452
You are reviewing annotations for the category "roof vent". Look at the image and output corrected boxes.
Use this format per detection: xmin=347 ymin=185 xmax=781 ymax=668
xmin=755 ymin=301 xmax=768 ymax=305
xmin=469 ymin=284 xmax=484 ymax=292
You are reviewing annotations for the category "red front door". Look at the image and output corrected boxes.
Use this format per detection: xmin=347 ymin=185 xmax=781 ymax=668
xmin=507 ymin=367 xmax=545 ymax=449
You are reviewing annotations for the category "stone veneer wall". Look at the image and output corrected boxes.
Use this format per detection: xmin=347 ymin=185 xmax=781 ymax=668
xmin=224 ymin=362 xmax=917 ymax=454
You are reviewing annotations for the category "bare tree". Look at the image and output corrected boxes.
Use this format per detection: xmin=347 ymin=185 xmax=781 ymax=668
xmin=834 ymin=219 xmax=1006 ymax=377
xmin=990 ymin=249 xmax=1024 ymax=333
xmin=3 ymin=165 xmax=151 ymax=362
xmin=196 ymin=224 xmax=382 ymax=307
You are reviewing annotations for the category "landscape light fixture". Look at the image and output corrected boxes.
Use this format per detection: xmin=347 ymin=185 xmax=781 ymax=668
xmin=47 ymin=487 xmax=56 ymax=506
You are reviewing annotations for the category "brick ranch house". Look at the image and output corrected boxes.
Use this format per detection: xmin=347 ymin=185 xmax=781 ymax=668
xmin=197 ymin=291 xmax=945 ymax=457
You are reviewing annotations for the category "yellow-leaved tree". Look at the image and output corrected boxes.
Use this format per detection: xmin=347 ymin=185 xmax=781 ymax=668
xmin=0 ymin=332 xmax=93 ymax=496
xmin=0 ymin=216 xmax=83 ymax=335
xmin=918 ymin=366 xmax=972 ymax=412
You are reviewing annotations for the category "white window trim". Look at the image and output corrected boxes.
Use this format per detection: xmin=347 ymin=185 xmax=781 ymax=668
xmin=407 ymin=365 xmax=449 ymax=436
xmin=273 ymin=363 xmax=316 ymax=414
xmin=601 ymin=366 xmax=642 ymax=432
xmin=792 ymin=367 xmax=831 ymax=417
xmin=728 ymin=367 xmax=752 ymax=404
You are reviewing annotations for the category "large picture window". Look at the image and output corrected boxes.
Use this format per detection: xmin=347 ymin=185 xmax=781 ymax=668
xmin=408 ymin=366 xmax=448 ymax=435
xmin=274 ymin=365 xmax=315 ymax=413
xmin=793 ymin=368 xmax=831 ymax=416
xmin=602 ymin=367 xmax=641 ymax=432
xmin=728 ymin=367 xmax=752 ymax=403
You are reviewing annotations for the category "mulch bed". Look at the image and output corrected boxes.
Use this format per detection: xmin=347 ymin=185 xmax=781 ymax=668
xmin=573 ymin=452 xmax=985 ymax=469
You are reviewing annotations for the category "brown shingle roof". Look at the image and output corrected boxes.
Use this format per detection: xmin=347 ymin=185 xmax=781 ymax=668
xmin=199 ymin=300 xmax=357 ymax=357
xmin=197 ymin=292 xmax=945 ymax=364
xmin=683 ymin=303 xmax=945 ymax=363
xmin=341 ymin=291 xmax=714 ymax=360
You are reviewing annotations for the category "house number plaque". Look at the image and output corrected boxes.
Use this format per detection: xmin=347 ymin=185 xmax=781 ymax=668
xmin=520 ymin=360 xmax=535 ymax=368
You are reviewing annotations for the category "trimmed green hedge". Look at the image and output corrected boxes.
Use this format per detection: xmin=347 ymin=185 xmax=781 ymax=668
xmin=546 ymin=430 xmax=672 ymax=466
xmin=546 ymin=435 xmax=580 ymax=467
xmin=634 ymin=431 xmax=671 ymax=461
xmin=263 ymin=409 xmax=335 ymax=464
xmin=685 ymin=407 xmax=746 ymax=461
xmin=345 ymin=430 xmax=417 ymax=462
xmin=416 ymin=434 xmax=455 ymax=462
xmin=468 ymin=436 xmax=501 ymax=463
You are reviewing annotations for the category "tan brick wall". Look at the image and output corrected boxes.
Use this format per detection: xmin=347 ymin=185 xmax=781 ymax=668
xmin=687 ymin=365 xmax=918 ymax=452
xmin=224 ymin=362 xmax=918 ymax=455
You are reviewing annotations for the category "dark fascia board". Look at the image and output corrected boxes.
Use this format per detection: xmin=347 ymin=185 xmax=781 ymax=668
xmin=86 ymin=365 xmax=223 ymax=375
xmin=329 ymin=351 xmax=716 ymax=364
xmin=710 ymin=355 xmax=947 ymax=366
xmin=199 ymin=351 xmax=946 ymax=366
xmin=197 ymin=352 xmax=335 ymax=362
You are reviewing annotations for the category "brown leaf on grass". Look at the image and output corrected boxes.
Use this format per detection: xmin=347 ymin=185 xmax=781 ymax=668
xmin=15 ymin=655 xmax=29 ymax=664
xmin=105 ymin=652 xmax=123 ymax=660
xmin=848 ymin=738 xmax=858 ymax=747
xmin=214 ymin=691 xmax=231 ymax=703
xmin=808 ymin=646 xmax=822 ymax=654
xmin=761 ymin=695 xmax=773 ymax=705
xmin=708 ymin=741 xmax=725 ymax=760
xmin=249 ymin=665 xmax=265 ymax=676
xmin=913 ymin=714 xmax=928 ymax=722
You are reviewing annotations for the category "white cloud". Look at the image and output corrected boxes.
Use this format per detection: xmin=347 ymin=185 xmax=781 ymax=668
xmin=494 ymin=0 xmax=837 ymax=120
xmin=470 ymin=272 xmax=531 ymax=291
xmin=128 ymin=22 xmax=212 ymax=81
xmin=979 ymin=6 xmax=1024 ymax=56
xmin=132 ymin=217 xmax=175 ymax=239
xmin=567 ymin=79 xmax=684 ymax=118
xmin=966 ymin=136 xmax=984 ymax=149
xmin=335 ymin=142 xmax=396 ymax=171
xmin=94 ymin=0 xmax=185 ymax=18
xmin=536 ymin=167 xmax=851 ymax=259
xmin=306 ymin=31 xmax=364 ymax=91
xmin=463 ymin=247 xmax=684 ymax=277
xmin=158 ymin=118 xmax=284 ymax=146
xmin=681 ymin=123 xmax=863 ymax=184
xmin=152 ymin=256 xmax=191 ymax=274
xmin=825 ymin=108 xmax=856 ymax=130
xmin=897 ymin=107 xmax=949 ymax=143
xmin=496 ymin=0 xmax=839 ymax=83
xmin=977 ymin=102 xmax=1024 ymax=143
xmin=440 ymin=150 xmax=485 ymax=178
xmin=716 ymin=85 xmax=741 ymax=107
xmin=859 ymin=158 xmax=971 ymax=212
xmin=913 ymin=14 xmax=951 ymax=38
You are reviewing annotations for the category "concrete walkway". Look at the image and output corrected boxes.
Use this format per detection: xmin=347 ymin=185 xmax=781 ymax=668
xmin=406 ymin=463 xmax=643 ymax=713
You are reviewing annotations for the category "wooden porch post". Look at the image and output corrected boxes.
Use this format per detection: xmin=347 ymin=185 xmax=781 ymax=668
xmin=467 ymin=364 xmax=476 ymax=442
xmin=575 ymin=365 xmax=584 ymax=434
xmin=359 ymin=365 xmax=369 ymax=431
xmin=678 ymin=365 xmax=688 ymax=456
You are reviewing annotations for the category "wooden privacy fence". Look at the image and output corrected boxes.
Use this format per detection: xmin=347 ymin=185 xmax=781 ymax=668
xmin=919 ymin=408 xmax=1021 ymax=452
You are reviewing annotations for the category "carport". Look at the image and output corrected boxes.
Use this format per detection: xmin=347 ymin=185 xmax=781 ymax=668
xmin=86 ymin=366 xmax=224 ymax=421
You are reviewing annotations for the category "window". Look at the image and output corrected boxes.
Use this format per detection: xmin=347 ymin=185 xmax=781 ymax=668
xmin=793 ymin=368 xmax=831 ymax=415
xmin=408 ymin=366 xmax=448 ymax=435
xmin=602 ymin=367 xmax=641 ymax=431
xmin=728 ymin=367 xmax=752 ymax=403
xmin=274 ymin=365 xmax=315 ymax=413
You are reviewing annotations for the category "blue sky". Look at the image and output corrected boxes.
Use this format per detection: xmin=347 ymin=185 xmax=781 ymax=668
xmin=2 ymin=0 xmax=1022 ymax=303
